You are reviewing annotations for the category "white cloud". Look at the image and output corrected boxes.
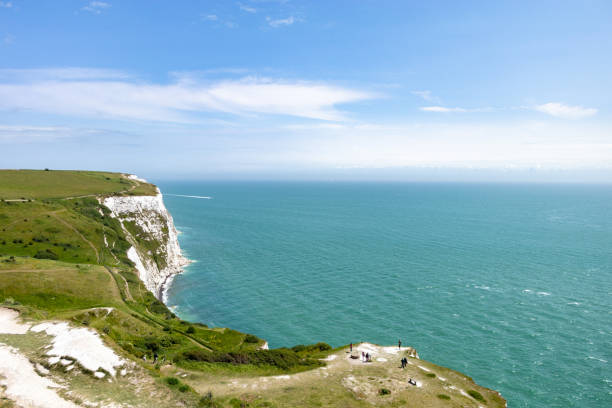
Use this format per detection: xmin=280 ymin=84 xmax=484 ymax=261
xmin=0 ymin=1 xmax=12 ymax=8
xmin=420 ymin=106 xmax=468 ymax=113
xmin=0 ymin=67 xmax=129 ymax=81
xmin=273 ymin=121 xmax=612 ymax=170
xmin=534 ymin=102 xmax=597 ymax=119
xmin=239 ymin=3 xmax=257 ymax=13
xmin=420 ymin=106 xmax=493 ymax=113
xmin=0 ymin=125 xmax=72 ymax=143
xmin=203 ymin=14 xmax=218 ymax=21
xmin=82 ymin=1 xmax=111 ymax=14
xmin=0 ymin=70 xmax=375 ymax=122
xmin=266 ymin=16 xmax=295 ymax=27
xmin=411 ymin=90 xmax=435 ymax=102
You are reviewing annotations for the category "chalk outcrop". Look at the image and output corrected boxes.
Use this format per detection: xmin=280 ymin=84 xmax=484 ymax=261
xmin=102 ymin=188 xmax=189 ymax=300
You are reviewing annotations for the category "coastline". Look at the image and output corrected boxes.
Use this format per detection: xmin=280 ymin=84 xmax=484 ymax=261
xmin=157 ymin=191 xmax=192 ymax=304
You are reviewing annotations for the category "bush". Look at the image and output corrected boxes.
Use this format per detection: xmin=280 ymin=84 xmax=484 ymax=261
xmin=181 ymin=348 xmax=323 ymax=370
xmin=426 ymin=373 xmax=436 ymax=378
xmin=291 ymin=342 xmax=331 ymax=354
xmin=244 ymin=334 xmax=259 ymax=343
xmin=198 ymin=392 xmax=217 ymax=407
xmin=378 ymin=388 xmax=391 ymax=396
xmin=34 ymin=249 xmax=59 ymax=260
xmin=437 ymin=394 xmax=451 ymax=400
xmin=178 ymin=384 xmax=189 ymax=393
xmin=186 ymin=326 xmax=195 ymax=334
xmin=468 ymin=390 xmax=486 ymax=402
xmin=165 ymin=377 xmax=179 ymax=386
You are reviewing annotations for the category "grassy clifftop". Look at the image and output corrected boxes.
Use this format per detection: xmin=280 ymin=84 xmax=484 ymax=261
xmin=0 ymin=169 xmax=157 ymax=199
xmin=0 ymin=170 xmax=506 ymax=407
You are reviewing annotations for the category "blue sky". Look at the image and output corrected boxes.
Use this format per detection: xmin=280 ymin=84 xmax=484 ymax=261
xmin=1 ymin=0 xmax=611 ymax=180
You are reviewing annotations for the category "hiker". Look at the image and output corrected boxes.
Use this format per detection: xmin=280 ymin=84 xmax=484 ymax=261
xmin=400 ymin=358 xmax=405 ymax=368
xmin=350 ymin=343 xmax=353 ymax=352
xmin=365 ymin=352 xmax=370 ymax=362
xmin=398 ymin=339 xmax=402 ymax=349
xmin=362 ymin=351 xmax=365 ymax=361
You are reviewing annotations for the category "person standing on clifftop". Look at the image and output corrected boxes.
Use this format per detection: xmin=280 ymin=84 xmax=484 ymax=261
xmin=350 ymin=343 xmax=353 ymax=352
xmin=398 ymin=339 xmax=402 ymax=349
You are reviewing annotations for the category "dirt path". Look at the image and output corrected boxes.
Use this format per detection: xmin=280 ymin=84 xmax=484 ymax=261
xmin=0 ymin=268 xmax=75 ymax=273
xmin=111 ymin=268 xmax=134 ymax=302
xmin=61 ymin=179 xmax=138 ymax=201
xmin=48 ymin=212 xmax=100 ymax=263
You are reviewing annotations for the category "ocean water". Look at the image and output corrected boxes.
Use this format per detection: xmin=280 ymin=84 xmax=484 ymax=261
xmin=157 ymin=182 xmax=612 ymax=407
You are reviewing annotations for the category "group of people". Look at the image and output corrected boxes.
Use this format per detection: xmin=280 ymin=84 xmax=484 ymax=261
xmin=361 ymin=351 xmax=372 ymax=362
xmin=400 ymin=357 xmax=409 ymax=368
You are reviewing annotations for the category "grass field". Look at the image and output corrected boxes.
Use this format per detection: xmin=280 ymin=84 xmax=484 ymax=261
xmin=0 ymin=169 xmax=157 ymax=199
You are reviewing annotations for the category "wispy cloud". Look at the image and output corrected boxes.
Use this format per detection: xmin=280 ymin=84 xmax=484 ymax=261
xmin=411 ymin=90 xmax=437 ymax=102
xmin=81 ymin=1 xmax=111 ymax=14
xmin=0 ymin=67 xmax=130 ymax=81
xmin=266 ymin=16 xmax=295 ymax=27
xmin=534 ymin=102 xmax=597 ymax=119
xmin=0 ymin=69 xmax=375 ymax=122
xmin=2 ymin=34 xmax=14 ymax=45
xmin=0 ymin=1 xmax=12 ymax=8
xmin=0 ymin=125 xmax=73 ymax=143
xmin=421 ymin=106 xmax=468 ymax=113
xmin=202 ymin=13 xmax=238 ymax=28
xmin=238 ymin=3 xmax=257 ymax=13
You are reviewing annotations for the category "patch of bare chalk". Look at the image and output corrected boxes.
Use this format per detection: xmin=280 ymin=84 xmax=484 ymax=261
xmin=31 ymin=321 xmax=125 ymax=377
xmin=0 ymin=344 xmax=79 ymax=408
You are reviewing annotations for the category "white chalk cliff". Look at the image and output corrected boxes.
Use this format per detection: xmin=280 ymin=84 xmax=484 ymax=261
xmin=102 ymin=189 xmax=189 ymax=300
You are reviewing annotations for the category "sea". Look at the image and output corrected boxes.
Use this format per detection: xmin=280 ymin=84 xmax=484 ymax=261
xmin=156 ymin=181 xmax=612 ymax=407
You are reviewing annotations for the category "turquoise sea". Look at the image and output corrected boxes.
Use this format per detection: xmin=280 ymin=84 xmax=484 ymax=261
xmin=157 ymin=182 xmax=612 ymax=407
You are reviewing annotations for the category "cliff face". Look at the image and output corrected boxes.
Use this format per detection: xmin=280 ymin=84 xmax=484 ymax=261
xmin=102 ymin=190 xmax=189 ymax=300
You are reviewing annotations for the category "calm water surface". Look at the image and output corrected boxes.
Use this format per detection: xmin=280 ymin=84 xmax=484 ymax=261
xmin=156 ymin=182 xmax=612 ymax=407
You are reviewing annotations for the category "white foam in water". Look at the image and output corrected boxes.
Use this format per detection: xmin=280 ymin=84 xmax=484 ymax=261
xmin=166 ymin=194 xmax=212 ymax=199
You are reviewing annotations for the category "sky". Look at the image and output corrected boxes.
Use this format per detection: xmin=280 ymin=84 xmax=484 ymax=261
xmin=1 ymin=0 xmax=611 ymax=181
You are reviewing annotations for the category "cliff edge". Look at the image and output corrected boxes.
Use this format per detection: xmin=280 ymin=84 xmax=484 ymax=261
xmin=103 ymin=187 xmax=189 ymax=300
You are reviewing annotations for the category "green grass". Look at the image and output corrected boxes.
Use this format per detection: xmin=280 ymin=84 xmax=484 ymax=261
xmin=0 ymin=258 xmax=122 ymax=314
xmin=0 ymin=169 xmax=156 ymax=199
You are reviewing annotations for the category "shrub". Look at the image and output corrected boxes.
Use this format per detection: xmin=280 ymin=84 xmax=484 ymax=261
xmin=181 ymin=348 xmax=323 ymax=370
xmin=244 ymin=334 xmax=259 ymax=343
xmin=186 ymin=326 xmax=195 ymax=334
xmin=178 ymin=384 xmax=189 ymax=393
xmin=165 ymin=377 xmax=179 ymax=386
xmin=291 ymin=342 xmax=331 ymax=354
xmin=198 ymin=392 xmax=216 ymax=407
xmin=468 ymin=390 xmax=486 ymax=402
xmin=378 ymin=388 xmax=391 ymax=396
xmin=437 ymin=394 xmax=450 ymax=400
xmin=34 ymin=249 xmax=59 ymax=260
xmin=426 ymin=373 xmax=436 ymax=378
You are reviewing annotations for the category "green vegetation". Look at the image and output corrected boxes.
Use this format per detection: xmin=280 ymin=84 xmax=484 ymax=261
xmin=437 ymin=394 xmax=451 ymax=400
xmin=468 ymin=389 xmax=486 ymax=402
xmin=0 ymin=169 xmax=156 ymax=200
